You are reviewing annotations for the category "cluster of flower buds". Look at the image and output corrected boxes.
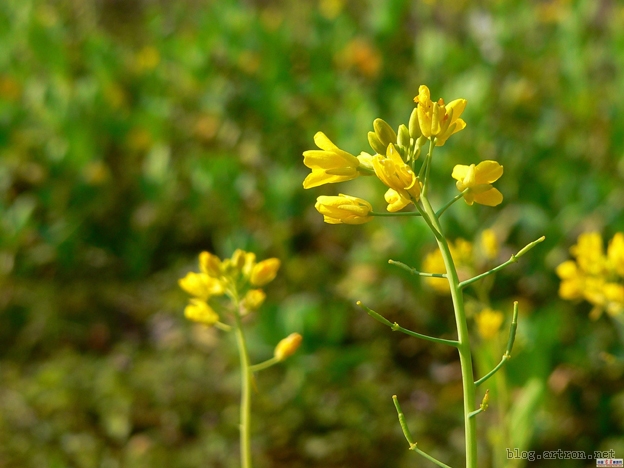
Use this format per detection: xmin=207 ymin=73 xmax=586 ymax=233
xmin=179 ymin=249 xmax=280 ymax=325
xmin=303 ymin=85 xmax=504 ymax=224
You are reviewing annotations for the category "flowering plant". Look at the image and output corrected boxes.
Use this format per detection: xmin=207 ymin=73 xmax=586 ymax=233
xmin=179 ymin=250 xmax=301 ymax=468
xmin=303 ymin=85 xmax=544 ymax=468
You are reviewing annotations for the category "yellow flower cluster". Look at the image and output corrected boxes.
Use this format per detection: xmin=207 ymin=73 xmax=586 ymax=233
xmin=422 ymin=230 xmax=500 ymax=294
xmin=179 ymin=250 xmax=280 ymax=325
xmin=303 ymin=85 xmax=504 ymax=224
xmin=556 ymin=232 xmax=624 ymax=318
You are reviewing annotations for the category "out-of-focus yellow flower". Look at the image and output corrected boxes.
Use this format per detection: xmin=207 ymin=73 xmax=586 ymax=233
xmin=372 ymin=144 xmax=421 ymax=211
xmin=274 ymin=333 xmax=303 ymax=361
xmin=452 ymin=161 xmax=504 ymax=206
xmin=250 ymin=258 xmax=281 ymax=286
xmin=557 ymin=232 xmax=624 ymax=318
xmin=303 ymin=132 xmax=362 ymax=188
xmin=556 ymin=260 xmax=583 ymax=300
xmin=414 ymin=85 xmax=467 ymax=146
xmin=571 ymin=232 xmax=605 ymax=275
xmin=480 ymin=229 xmax=499 ymax=260
xmin=315 ymin=194 xmax=373 ymax=225
xmin=242 ymin=289 xmax=266 ymax=313
xmin=475 ymin=308 xmax=504 ymax=339
xmin=422 ymin=238 xmax=473 ymax=293
xmin=178 ymin=272 xmax=224 ymax=300
xmin=184 ymin=299 xmax=219 ymax=326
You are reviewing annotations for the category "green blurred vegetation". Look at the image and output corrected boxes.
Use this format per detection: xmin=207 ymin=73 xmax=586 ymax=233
xmin=1 ymin=0 xmax=624 ymax=466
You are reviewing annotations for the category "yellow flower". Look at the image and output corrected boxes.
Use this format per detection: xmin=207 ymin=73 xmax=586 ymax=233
xmin=480 ymin=229 xmax=499 ymax=260
xmin=303 ymin=132 xmax=362 ymax=188
xmin=414 ymin=85 xmax=467 ymax=146
xmin=178 ymin=272 xmax=224 ymax=300
xmin=452 ymin=161 xmax=504 ymax=206
xmin=250 ymin=258 xmax=281 ymax=286
xmin=274 ymin=333 xmax=303 ymax=361
xmin=475 ymin=308 xmax=504 ymax=340
xmin=372 ymin=143 xmax=421 ymax=210
xmin=315 ymin=194 xmax=373 ymax=225
xmin=184 ymin=299 xmax=219 ymax=326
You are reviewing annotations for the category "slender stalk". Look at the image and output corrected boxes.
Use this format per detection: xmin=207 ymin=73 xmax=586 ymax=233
xmin=249 ymin=356 xmax=279 ymax=373
xmin=436 ymin=189 xmax=468 ymax=218
xmin=233 ymin=300 xmax=253 ymax=468
xmin=370 ymin=211 xmax=422 ymax=217
xmin=357 ymin=301 xmax=459 ymax=347
xmin=475 ymin=301 xmax=519 ymax=386
xmin=459 ymin=237 xmax=545 ymax=290
xmin=420 ymin=193 xmax=477 ymax=468
xmin=388 ymin=259 xmax=447 ymax=278
xmin=392 ymin=396 xmax=453 ymax=468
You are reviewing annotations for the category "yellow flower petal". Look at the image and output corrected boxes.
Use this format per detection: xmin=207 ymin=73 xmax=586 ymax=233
xmin=472 ymin=187 xmax=503 ymax=206
xmin=184 ymin=299 xmax=219 ymax=325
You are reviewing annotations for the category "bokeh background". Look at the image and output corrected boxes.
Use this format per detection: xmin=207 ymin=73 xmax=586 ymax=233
xmin=2 ymin=0 xmax=624 ymax=466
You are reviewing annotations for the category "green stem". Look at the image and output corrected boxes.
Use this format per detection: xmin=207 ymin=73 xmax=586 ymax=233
xmin=420 ymin=194 xmax=477 ymax=468
xmin=388 ymin=259 xmax=447 ymax=278
xmin=249 ymin=356 xmax=280 ymax=373
xmin=436 ymin=189 xmax=468 ymax=218
xmin=392 ymin=396 xmax=453 ymax=468
xmin=357 ymin=301 xmax=459 ymax=347
xmin=459 ymin=237 xmax=545 ymax=290
xmin=233 ymin=300 xmax=253 ymax=468
xmin=370 ymin=211 xmax=422 ymax=217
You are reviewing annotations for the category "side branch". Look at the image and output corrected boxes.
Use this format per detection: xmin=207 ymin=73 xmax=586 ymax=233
xmin=357 ymin=302 xmax=459 ymax=347
xmin=475 ymin=302 xmax=519 ymax=386
xmin=459 ymin=236 xmax=545 ymax=290
xmin=392 ymin=396 xmax=453 ymax=468
xmin=436 ymin=189 xmax=469 ymax=218
xmin=388 ymin=259 xmax=447 ymax=278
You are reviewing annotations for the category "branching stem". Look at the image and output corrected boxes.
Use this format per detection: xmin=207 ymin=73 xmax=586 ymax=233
xmin=357 ymin=301 xmax=459 ymax=347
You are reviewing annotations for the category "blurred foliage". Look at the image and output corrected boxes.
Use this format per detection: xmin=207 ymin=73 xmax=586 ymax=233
xmin=2 ymin=0 xmax=624 ymax=466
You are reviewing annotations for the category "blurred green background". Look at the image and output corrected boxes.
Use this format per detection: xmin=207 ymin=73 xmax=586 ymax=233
xmin=2 ymin=0 xmax=624 ymax=466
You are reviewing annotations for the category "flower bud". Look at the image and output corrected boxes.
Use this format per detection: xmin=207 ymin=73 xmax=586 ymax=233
xmin=199 ymin=251 xmax=222 ymax=277
xmin=231 ymin=249 xmax=247 ymax=270
xmin=397 ymin=124 xmax=410 ymax=149
xmin=408 ymin=107 xmax=421 ymax=139
xmin=274 ymin=333 xmax=303 ymax=361
xmin=250 ymin=258 xmax=281 ymax=286
xmin=367 ymin=131 xmax=386 ymax=155
xmin=373 ymin=118 xmax=397 ymax=148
